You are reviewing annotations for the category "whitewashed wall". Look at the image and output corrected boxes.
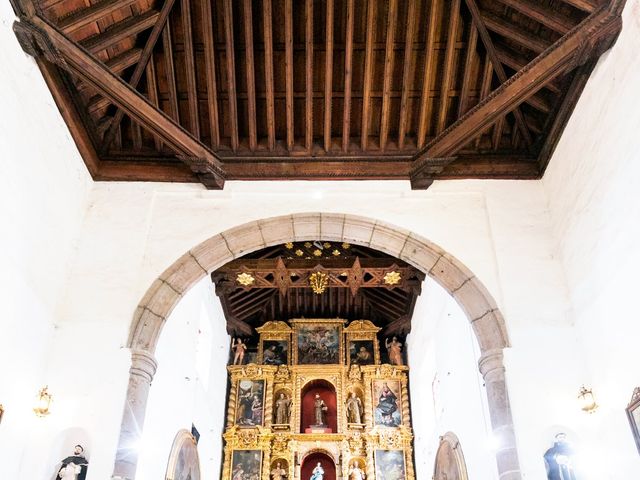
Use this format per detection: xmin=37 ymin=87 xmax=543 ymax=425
xmin=542 ymin=1 xmax=640 ymax=477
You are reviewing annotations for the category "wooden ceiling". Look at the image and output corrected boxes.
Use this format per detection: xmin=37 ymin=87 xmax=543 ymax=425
xmin=12 ymin=0 xmax=625 ymax=188
xmin=211 ymin=242 xmax=425 ymax=336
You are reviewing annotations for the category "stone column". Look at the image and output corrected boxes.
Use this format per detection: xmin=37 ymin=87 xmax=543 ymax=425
xmin=478 ymin=348 xmax=521 ymax=480
xmin=112 ymin=349 xmax=158 ymax=480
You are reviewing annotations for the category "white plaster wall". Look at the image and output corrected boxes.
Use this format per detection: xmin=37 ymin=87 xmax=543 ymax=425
xmin=409 ymin=278 xmax=498 ymax=480
xmin=0 ymin=5 xmax=92 ymax=480
xmin=542 ymin=1 xmax=640 ymax=477
xmin=136 ymin=278 xmax=229 ymax=480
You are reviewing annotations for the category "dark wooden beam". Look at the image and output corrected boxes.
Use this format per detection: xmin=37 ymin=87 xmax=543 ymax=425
xmin=495 ymin=0 xmax=573 ymax=34
xmin=262 ymin=0 xmax=275 ymax=150
xmin=561 ymin=0 xmax=597 ymax=13
xmin=496 ymin=45 xmax=562 ymax=94
xmin=436 ymin=0 xmax=461 ymax=135
xmin=324 ymin=0 xmax=334 ymax=152
xmin=397 ymin=0 xmax=417 ymax=150
xmin=81 ymin=9 xmax=160 ymax=54
xmin=379 ymin=0 xmax=398 ymax=151
xmin=465 ymin=0 xmax=533 ymax=147
xmin=417 ymin=0 xmax=440 ymax=148
xmin=341 ymin=0 xmax=354 ymax=152
xmin=182 ymin=0 xmax=200 ymax=139
xmin=457 ymin=23 xmax=478 ymax=117
xmin=223 ymin=0 xmax=239 ymax=151
xmin=481 ymin=11 xmax=550 ymax=54
xmin=201 ymin=0 xmax=220 ymax=147
xmin=360 ymin=0 xmax=376 ymax=150
xmin=101 ymin=0 xmax=177 ymax=150
xmin=58 ymin=0 xmax=138 ymax=33
xmin=105 ymin=47 xmax=142 ymax=73
xmin=145 ymin=55 xmax=163 ymax=151
xmin=285 ymin=0 xmax=294 ymax=150
xmin=474 ymin=57 xmax=493 ymax=149
xmin=162 ymin=22 xmax=179 ymax=122
xmin=413 ymin=0 xmax=622 ymax=164
xmin=305 ymin=0 xmax=313 ymax=152
xmin=243 ymin=0 xmax=257 ymax=150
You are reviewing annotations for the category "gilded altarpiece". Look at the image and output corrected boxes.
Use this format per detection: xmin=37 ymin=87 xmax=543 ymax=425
xmin=222 ymin=319 xmax=415 ymax=480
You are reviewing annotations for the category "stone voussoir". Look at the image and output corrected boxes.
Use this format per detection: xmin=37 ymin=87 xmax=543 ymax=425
xmin=369 ymin=223 xmax=411 ymax=259
xmin=399 ymin=234 xmax=442 ymax=273
xmin=259 ymin=216 xmax=296 ymax=246
xmin=319 ymin=213 xmax=346 ymax=241
xmin=190 ymin=234 xmax=234 ymax=271
xmin=223 ymin=221 xmax=266 ymax=257
xmin=291 ymin=213 xmax=322 ymax=241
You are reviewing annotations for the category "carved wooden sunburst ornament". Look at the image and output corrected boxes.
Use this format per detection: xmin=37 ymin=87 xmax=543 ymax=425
xmin=384 ymin=271 xmax=402 ymax=286
xmin=309 ymin=272 xmax=329 ymax=295
xmin=236 ymin=272 xmax=255 ymax=287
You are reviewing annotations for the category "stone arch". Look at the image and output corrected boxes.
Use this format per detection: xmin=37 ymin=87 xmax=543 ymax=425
xmin=434 ymin=432 xmax=469 ymax=480
xmin=114 ymin=213 xmax=520 ymax=480
xmin=164 ymin=429 xmax=200 ymax=480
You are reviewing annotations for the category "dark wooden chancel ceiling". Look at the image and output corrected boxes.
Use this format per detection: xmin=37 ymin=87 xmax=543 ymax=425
xmin=211 ymin=241 xmax=425 ymax=336
xmin=12 ymin=0 xmax=624 ymax=188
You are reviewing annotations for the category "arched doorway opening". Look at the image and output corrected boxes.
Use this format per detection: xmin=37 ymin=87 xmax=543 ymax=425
xmin=116 ymin=213 xmax=519 ymax=480
xmin=301 ymin=451 xmax=336 ymax=480
xmin=300 ymin=379 xmax=337 ymax=433
xmin=433 ymin=432 xmax=469 ymax=480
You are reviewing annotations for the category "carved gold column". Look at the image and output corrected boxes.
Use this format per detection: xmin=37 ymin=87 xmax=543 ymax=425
xmin=112 ymin=349 xmax=157 ymax=480
xmin=479 ymin=349 xmax=521 ymax=480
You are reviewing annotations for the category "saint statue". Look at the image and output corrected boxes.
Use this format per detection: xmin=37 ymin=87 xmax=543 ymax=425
xmin=385 ymin=337 xmax=403 ymax=366
xmin=271 ymin=461 xmax=287 ymax=480
xmin=376 ymin=382 xmax=399 ymax=426
xmin=346 ymin=392 xmax=363 ymax=424
xmin=275 ymin=392 xmax=292 ymax=424
xmin=57 ymin=445 xmax=89 ymax=480
xmin=348 ymin=462 xmax=366 ymax=480
xmin=543 ymin=433 xmax=578 ymax=480
xmin=310 ymin=462 xmax=324 ymax=480
xmin=232 ymin=338 xmax=247 ymax=365
xmin=313 ymin=393 xmax=328 ymax=426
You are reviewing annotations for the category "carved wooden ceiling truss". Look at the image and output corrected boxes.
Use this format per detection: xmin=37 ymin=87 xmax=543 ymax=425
xmin=12 ymin=0 xmax=625 ymax=188
xmin=211 ymin=242 xmax=425 ymax=336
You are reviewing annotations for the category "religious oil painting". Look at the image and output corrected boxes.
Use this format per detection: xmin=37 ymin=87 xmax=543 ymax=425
xmin=373 ymin=379 xmax=403 ymax=427
xmin=297 ymin=325 xmax=340 ymax=364
xmin=375 ymin=450 xmax=406 ymax=480
xmin=235 ymin=379 xmax=265 ymax=426
xmin=262 ymin=340 xmax=288 ymax=365
xmin=231 ymin=450 xmax=262 ymax=480
xmin=349 ymin=340 xmax=375 ymax=365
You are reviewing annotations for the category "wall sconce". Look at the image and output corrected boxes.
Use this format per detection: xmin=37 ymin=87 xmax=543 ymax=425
xmin=33 ymin=386 xmax=53 ymax=417
xmin=578 ymin=385 xmax=598 ymax=413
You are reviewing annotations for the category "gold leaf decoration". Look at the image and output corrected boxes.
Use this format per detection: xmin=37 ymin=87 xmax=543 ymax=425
xmin=342 ymin=242 xmax=351 ymax=249
xmin=304 ymin=242 xmax=313 ymax=248
xmin=313 ymin=249 xmax=322 ymax=257
xmin=384 ymin=271 xmax=402 ymax=286
xmin=236 ymin=272 xmax=255 ymax=286
xmin=309 ymin=271 xmax=329 ymax=294
xmin=284 ymin=242 xmax=294 ymax=249
xmin=332 ymin=249 xmax=341 ymax=256
xmin=323 ymin=242 xmax=332 ymax=249
xmin=295 ymin=249 xmax=304 ymax=257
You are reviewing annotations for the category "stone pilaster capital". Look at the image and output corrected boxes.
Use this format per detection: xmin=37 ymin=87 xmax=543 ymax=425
xmin=478 ymin=348 xmax=505 ymax=379
xmin=129 ymin=349 xmax=158 ymax=383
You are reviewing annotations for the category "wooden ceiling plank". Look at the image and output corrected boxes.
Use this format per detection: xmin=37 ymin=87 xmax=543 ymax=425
xmin=201 ymin=0 xmax=220 ymax=148
xmin=145 ymin=55 xmax=163 ymax=151
xmin=323 ymin=0 xmax=334 ymax=152
xmin=436 ymin=0 xmax=461 ymax=135
xmin=481 ymin=11 xmax=550 ymax=54
xmin=243 ymin=0 xmax=257 ymax=150
xmin=223 ymin=0 xmax=239 ymax=151
xmin=162 ymin=23 xmax=180 ymax=122
xmin=262 ymin=0 xmax=276 ymax=150
xmin=182 ymin=0 xmax=200 ymax=139
xmin=417 ymin=4 xmax=621 ymax=161
xmin=58 ymin=0 xmax=138 ymax=33
xmin=495 ymin=0 xmax=573 ymax=34
xmin=106 ymin=47 xmax=142 ymax=73
xmin=101 ymin=0 xmax=177 ymax=151
xmin=305 ymin=0 xmax=313 ymax=152
xmin=285 ymin=0 xmax=294 ymax=150
xmin=81 ymin=9 xmax=160 ymax=54
xmin=379 ymin=0 xmax=398 ymax=151
xmin=360 ymin=0 xmax=376 ymax=150
xmin=417 ymin=0 xmax=440 ymax=148
xmin=465 ymin=0 xmax=533 ymax=147
xmin=341 ymin=0 xmax=354 ymax=152
xmin=22 ymin=15 xmax=225 ymax=185
xmin=457 ymin=23 xmax=477 ymax=117
xmin=397 ymin=0 xmax=417 ymax=150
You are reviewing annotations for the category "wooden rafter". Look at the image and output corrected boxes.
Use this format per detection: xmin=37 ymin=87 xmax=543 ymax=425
xmin=223 ymin=0 xmax=238 ymax=151
xmin=305 ymin=0 xmax=313 ymax=152
xmin=201 ymin=0 xmax=220 ymax=147
xmin=417 ymin=0 xmax=440 ymax=148
xmin=58 ymin=0 xmax=138 ymax=32
xmin=481 ymin=11 xmax=550 ymax=54
xmin=436 ymin=0 xmax=461 ymax=135
xmin=341 ymin=0 xmax=354 ymax=152
xmin=397 ymin=0 xmax=417 ymax=149
xmin=379 ymin=0 xmax=398 ymax=150
xmin=495 ymin=0 xmax=573 ymax=34
xmin=324 ymin=0 xmax=334 ymax=152
xmin=284 ymin=0 xmax=294 ymax=150
xmin=81 ymin=9 xmax=160 ymax=54
xmin=262 ymin=0 xmax=275 ymax=150
xmin=457 ymin=22 xmax=478 ymax=117
xmin=243 ymin=0 xmax=257 ymax=150
xmin=360 ymin=0 xmax=376 ymax=150
xmin=182 ymin=0 xmax=200 ymax=139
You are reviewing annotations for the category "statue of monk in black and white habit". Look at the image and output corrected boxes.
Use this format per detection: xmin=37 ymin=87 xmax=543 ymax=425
xmin=57 ymin=445 xmax=88 ymax=480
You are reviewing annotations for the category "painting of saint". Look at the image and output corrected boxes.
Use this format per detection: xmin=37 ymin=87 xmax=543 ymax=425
xmin=375 ymin=450 xmax=406 ymax=480
xmin=297 ymin=325 xmax=340 ymax=364
xmin=262 ymin=340 xmax=288 ymax=365
xmin=349 ymin=340 xmax=375 ymax=365
xmin=236 ymin=379 xmax=265 ymax=426
xmin=231 ymin=450 xmax=262 ymax=480
xmin=373 ymin=380 xmax=402 ymax=427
